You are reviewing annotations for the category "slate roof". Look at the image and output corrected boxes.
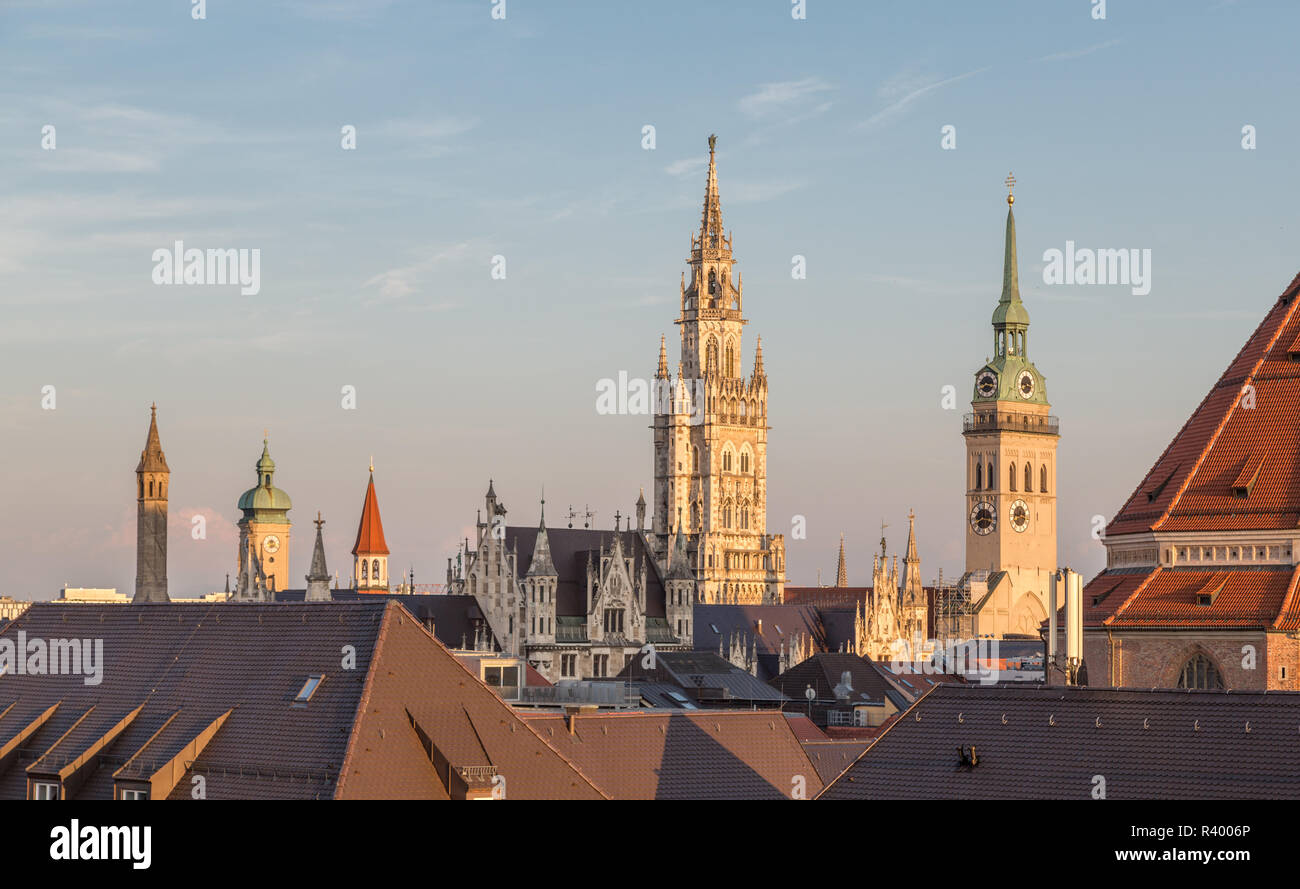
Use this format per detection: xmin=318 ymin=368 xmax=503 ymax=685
xmin=1082 ymin=564 xmax=1300 ymax=631
xmin=694 ymin=604 xmax=847 ymax=680
xmin=1108 ymin=272 xmax=1300 ymax=535
xmin=523 ymin=709 xmax=821 ymax=799
xmin=617 ymin=650 xmax=788 ymax=706
xmin=0 ymin=601 xmax=599 ymax=800
xmin=769 ymin=653 xmax=912 ymax=711
xmin=801 ymin=740 xmax=870 ymax=784
xmin=820 ymin=684 xmax=1300 ymax=799
xmin=275 ymin=591 xmax=496 ymax=650
xmin=507 ymin=527 xmax=668 ymax=619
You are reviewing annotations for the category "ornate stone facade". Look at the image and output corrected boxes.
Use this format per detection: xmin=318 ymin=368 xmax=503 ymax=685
xmin=651 ymin=136 xmax=785 ymax=604
xmin=450 ymin=483 xmax=690 ymax=683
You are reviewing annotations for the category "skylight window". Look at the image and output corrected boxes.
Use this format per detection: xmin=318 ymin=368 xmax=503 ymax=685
xmin=710 ymin=623 xmax=719 ymax=634
xmin=294 ymin=675 xmax=324 ymax=704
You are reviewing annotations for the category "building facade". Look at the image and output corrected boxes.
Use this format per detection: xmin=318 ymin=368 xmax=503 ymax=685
xmin=651 ymin=135 xmax=785 ymax=605
xmin=960 ymin=186 xmax=1059 ymax=637
xmin=450 ymin=483 xmax=690 ymax=683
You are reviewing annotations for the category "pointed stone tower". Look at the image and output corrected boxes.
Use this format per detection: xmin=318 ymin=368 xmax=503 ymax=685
xmin=305 ymin=512 xmax=332 ymax=602
xmin=524 ymin=497 xmax=557 ymax=648
xmin=836 ymin=534 xmax=848 ymax=588
xmin=665 ymin=510 xmax=695 ymax=642
xmin=134 ymin=403 xmax=170 ymax=604
xmin=352 ymin=464 xmax=390 ymax=592
xmin=900 ymin=510 xmax=926 ymax=643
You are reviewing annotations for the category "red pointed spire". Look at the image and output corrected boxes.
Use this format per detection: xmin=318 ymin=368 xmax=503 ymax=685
xmin=352 ymin=472 xmax=389 ymax=556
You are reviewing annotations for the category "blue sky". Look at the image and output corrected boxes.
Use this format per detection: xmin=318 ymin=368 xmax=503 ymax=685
xmin=2 ymin=0 xmax=1298 ymax=598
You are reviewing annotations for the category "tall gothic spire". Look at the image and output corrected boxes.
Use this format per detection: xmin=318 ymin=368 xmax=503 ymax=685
xmin=137 ymin=402 xmax=169 ymax=473
xmin=753 ymin=335 xmax=765 ymax=377
xmin=526 ymin=496 xmax=557 ymax=577
xmin=306 ymin=512 xmax=332 ymax=601
xmin=352 ymin=470 xmax=390 ymax=557
xmin=657 ymin=334 xmax=669 ymax=379
xmin=993 ymin=173 xmax=1030 ymax=330
xmin=836 ymin=534 xmax=847 ymax=588
xmin=700 ymin=133 xmax=723 ymax=250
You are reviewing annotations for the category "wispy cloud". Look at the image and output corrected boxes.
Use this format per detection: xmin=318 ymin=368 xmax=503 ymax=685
xmin=858 ymin=66 xmax=990 ymax=129
xmin=1034 ymin=39 xmax=1122 ymax=63
xmin=738 ymin=77 xmax=833 ymax=119
xmin=362 ymin=241 xmax=478 ymax=302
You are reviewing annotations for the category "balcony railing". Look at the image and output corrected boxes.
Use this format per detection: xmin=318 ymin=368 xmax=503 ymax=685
xmin=962 ymin=412 xmax=1059 ymax=436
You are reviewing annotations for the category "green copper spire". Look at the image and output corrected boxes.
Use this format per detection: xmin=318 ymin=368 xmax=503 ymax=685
xmin=992 ymin=176 xmax=1029 ymax=328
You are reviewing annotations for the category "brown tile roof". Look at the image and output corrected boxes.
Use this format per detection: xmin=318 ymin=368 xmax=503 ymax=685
xmin=1108 ymin=271 xmax=1300 ymax=535
xmin=522 ymin=709 xmax=821 ymax=799
xmin=1083 ymin=565 xmax=1300 ymax=630
xmin=820 ymin=683 xmax=1300 ymax=799
xmin=352 ymin=473 xmax=389 ymax=555
xmin=0 ymin=601 xmax=601 ymax=800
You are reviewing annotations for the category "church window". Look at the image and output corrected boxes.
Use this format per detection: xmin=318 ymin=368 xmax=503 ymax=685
xmin=1176 ymin=654 xmax=1224 ymax=690
xmin=361 ymin=560 xmax=368 ymax=581
xmin=693 ymin=450 xmax=700 ymax=472
xmin=1024 ymin=462 xmax=1033 ymax=492
xmin=975 ymin=461 xmax=983 ymax=490
xmin=987 ymin=462 xmax=994 ymax=490
xmin=149 ymin=480 xmax=154 ymax=497
xmin=1041 ymin=464 xmax=1049 ymax=493
xmin=741 ymin=451 xmax=750 ymax=473
xmin=708 ymin=269 xmax=717 ymax=295
xmin=706 ymin=338 xmax=719 ymax=375
xmin=725 ymin=341 xmax=735 ymax=377
xmin=372 ymin=559 xmax=381 ymax=581
xmin=723 ymin=450 xmax=732 ymax=471
xmin=1009 ymin=464 xmax=1017 ymax=492
xmin=138 ymin=480 xmax=143 ymax=498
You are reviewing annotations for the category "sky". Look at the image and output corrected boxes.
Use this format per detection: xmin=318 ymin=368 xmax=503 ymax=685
xmin=2 ymin=0 xmax=1298 ymax=599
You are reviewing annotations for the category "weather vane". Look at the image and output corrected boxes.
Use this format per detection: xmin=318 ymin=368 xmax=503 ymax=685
xmin=1005 ymin=172 xmax=1016 ymax=206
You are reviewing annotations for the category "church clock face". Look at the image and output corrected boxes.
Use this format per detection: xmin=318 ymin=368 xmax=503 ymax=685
xmin=969 ymin=501 xmax=996 ymax=535
xmin=262 ymin=534 xmax=280 ymax=554
xmin=976 ymin=370 xmax=997 ymax=398
xmin=1009 ymin=499 xmax=1030 ymax=532
xmin=1016 ymin=370 xmax=1036 ymax=399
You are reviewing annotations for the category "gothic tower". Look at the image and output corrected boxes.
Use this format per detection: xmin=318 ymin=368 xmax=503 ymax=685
xmin=134 ymin=403 xmax=170 ymax=604
xmin=962 ymin=179 xmax=1059 ymax=636
xmin=836 ymin=534 xmax=848 ymax=588
xmin=352 ymin=465 xmax=390 ymax=592
xmin=899 ymin=510 xmax=926 ymax=642
xmin=234 ymin=437 xmax=292 ymax=600
xmin=305 ymin=512 xmax=332 ymax=602
xmin=652 ymin=134 xmax=785 ymax=604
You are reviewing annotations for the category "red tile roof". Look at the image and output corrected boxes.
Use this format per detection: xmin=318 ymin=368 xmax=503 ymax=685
xmin=1109 ymin=272 xmax=1300 ymax=535
xmin=1083 ymin=565 xmax=1300 ymax=630
xmin=352 ymin=473 xmax=389 ymax=556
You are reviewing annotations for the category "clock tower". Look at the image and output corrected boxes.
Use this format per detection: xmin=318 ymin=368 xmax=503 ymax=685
xmin=234 ymin=437 xmax=292 ymax=600
xmin=961 ymin=179 xmax=1059 ymax=637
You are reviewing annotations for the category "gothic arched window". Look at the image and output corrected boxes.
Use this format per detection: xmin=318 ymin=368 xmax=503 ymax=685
xmin=1041 ymin=464 xmax=1049 ymax=493
xmin=1009 ymin=465 xmax=1017 ymax=492
xmin=361 ymin=560 xmax=368 ymax=581
xmin=708 ymin=269 xmax=717 ymax=295
xmin=987 ymin=462 xmax=994 ymax=490
xmin=740 ymin=451 xmax=750 ymax=473
xmin=706 ymin=338 xmax=719 ymax=375
xmin=1176 ymin=654 xmax=1224 ymax=689
xmin=1024 ymin=462 xmax=1033 ymax=493
xmin=975 ymin=461 xmax=983 ymax=490
xmin=693 ymin=449 xmax=699 ymax=472
xmin=723 ymin=450 xmax=732 ymax=471
xmin=725 ymin=341 xmax=735 ymax=377
xmin=372 ymin=559 xmax=380 ymax=581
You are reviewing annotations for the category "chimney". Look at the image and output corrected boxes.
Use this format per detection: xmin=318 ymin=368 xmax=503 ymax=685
xmin=563 ymin=704 xmax=596 ymax=734
xmin=756 ymin=619 xmax=763 ymax=635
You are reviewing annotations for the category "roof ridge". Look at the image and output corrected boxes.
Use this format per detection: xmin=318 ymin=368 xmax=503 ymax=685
xmin=334 ymin=599 xmax=396 ymax=799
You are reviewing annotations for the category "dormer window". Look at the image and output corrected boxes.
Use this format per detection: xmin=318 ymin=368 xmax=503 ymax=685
xmin=1231 ymin=455 xmax=1263 ymax=499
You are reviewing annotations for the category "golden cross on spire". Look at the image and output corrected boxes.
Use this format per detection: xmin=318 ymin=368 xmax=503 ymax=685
xmin=369 ymin=455 xmax=374 ymax=473
xmin=1004 ymin=172 xmax=1016 ymax=206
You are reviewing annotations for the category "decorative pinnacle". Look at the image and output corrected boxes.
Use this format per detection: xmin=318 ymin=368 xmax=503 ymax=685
xmin=1005 ymin=172 xmax=1016 ymax=206
xmin=369 ymin=455 xmax=374 ymax=473
xmin=315 ymin=511 xmax=325 ymax=530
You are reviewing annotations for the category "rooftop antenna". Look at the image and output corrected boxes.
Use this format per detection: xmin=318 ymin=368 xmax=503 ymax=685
xmin=567 ymin=505 xmax=577 ymax=529
xmin=584 ymin=505 xmax=594 ymax=530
